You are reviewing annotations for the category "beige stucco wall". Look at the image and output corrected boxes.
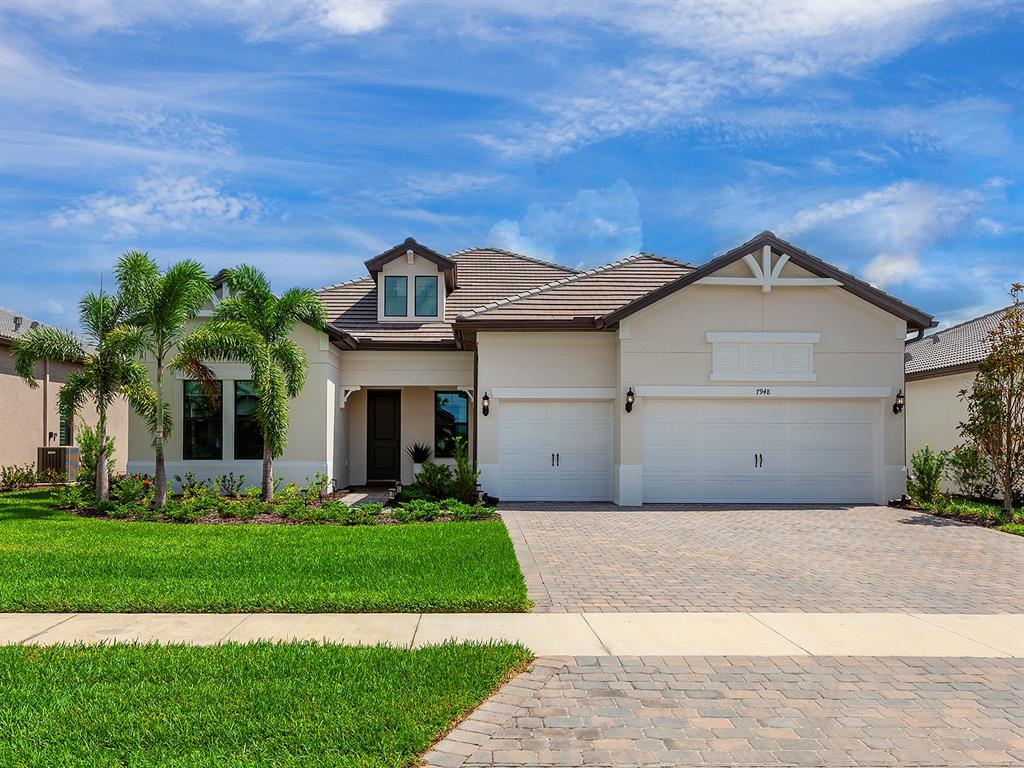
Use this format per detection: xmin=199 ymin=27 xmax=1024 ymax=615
xmin=906 ymin=370 xmax=975 ymax=456
xmin=0 ymin=345 xmax=128 ymax=472
xmin=126 ymin=320 xmax=341 ymax=488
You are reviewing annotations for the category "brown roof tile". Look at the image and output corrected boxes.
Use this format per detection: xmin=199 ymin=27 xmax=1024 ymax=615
xmin=456 ymin=253 xmax=693 ymax=323
xmin=905 ymin=305 xmax=1013 ymax=376
xmin=318 ymin=247 xmax=577 ymax=347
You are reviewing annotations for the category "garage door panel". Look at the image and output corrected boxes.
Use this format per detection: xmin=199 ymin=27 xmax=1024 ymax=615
xmin=500 ymin=400 xmax=613 ymax=502
xmin=643 ymin=398 xmax=878 ymax=504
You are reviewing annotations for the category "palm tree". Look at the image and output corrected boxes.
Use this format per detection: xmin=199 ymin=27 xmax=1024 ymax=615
xmin=11 ymin=286 xmax=149 ymax=501
xmin=115 ymin=251 xmax=212 ymax=509
xmin=175 ymin=265 xmax=326 ymax=501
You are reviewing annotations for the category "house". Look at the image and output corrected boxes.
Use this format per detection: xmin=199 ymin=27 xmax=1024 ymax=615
xmin=905 ymin=306 xmax=1011 ymax=462
xmin=125 ymin=231 xmax=934 ymax=505
xmin=0 ymin=307 xmax=128 ymax=471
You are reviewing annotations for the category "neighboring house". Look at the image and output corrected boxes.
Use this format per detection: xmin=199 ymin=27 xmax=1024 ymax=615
xmin=0 ymin=307 xmax=128 ymax=472
xmin=126 ymin=231 xmax=934 ymax=505
xmin=905 ymin=306 xmax=1010 ymax=462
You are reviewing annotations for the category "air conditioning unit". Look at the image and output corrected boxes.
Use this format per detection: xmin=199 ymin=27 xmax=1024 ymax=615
xmin=37 ymin=446 xmax=81 ymax=481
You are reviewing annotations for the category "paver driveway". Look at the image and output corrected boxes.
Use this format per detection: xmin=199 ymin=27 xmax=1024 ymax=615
xmin=426 ymin=655 xmax=1024 ymax=767
xmin=501 ymin=505 xmax=1024 ymax=613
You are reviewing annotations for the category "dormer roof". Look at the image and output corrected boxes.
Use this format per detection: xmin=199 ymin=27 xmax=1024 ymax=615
xmin=364 ymin=237 xmax=458 ymax=293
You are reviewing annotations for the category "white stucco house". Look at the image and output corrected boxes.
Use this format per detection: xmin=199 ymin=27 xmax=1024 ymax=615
xmin=127 ymin=231 xmax=936 ymax=506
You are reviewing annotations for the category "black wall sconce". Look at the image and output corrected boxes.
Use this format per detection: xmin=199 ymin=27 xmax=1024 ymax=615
xmin=624 ymin=387 xmax=636 ymax=413
xmin=892 ymin=389 xmax=905 ymax=414
xmin=481 ymin=391 xmax=490 ymax=416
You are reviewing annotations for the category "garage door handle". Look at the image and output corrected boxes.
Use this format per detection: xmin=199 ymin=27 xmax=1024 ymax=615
xmin=556 ymin=452 xmax=560 ymax=467
xmin=551 ymin=453 xmax=555 ymax=467
xmin=758 ymin=453 xmax=763 ymax=467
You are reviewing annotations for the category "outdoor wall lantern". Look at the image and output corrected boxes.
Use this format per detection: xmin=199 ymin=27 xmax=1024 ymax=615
xmin=625 ymin=387 xmax=636 ymax=413
xmin=892 ymin=389 xmax=905 ymax=414
xmin=481 ymin=391 xmax=490 ymax=416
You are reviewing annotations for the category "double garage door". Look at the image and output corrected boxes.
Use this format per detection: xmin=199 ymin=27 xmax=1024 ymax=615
xmin=498 ymin=398 xmax=878 ymax=504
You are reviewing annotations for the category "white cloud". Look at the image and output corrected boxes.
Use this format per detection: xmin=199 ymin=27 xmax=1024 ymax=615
xmin=487 ymin=179 xmax=642 ymax=265
xmin=776 ymin=180 xmax=984 ymax=287
xmin=2 ymin=0 xmax=396 ymax=39
xmin=49 ymin=174 xmax=262 ymax=236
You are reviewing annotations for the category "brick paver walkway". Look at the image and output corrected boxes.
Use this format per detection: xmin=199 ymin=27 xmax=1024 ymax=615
xmin=425 ymin=656 xmax=1024 ymax=767
xmin=501 ymin=506 xmax=1024 ymax=613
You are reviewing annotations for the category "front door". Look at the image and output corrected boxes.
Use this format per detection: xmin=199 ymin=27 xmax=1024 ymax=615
xmin=367 ymin=390 xmax=401 ymax=482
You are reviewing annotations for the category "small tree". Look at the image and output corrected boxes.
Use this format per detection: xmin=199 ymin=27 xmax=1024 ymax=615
xmin=175 ymin=266 xmax=326 ymax=501
xmin=115 ymin=251 xmax=212 ymax=509
xmin=958 ymin=284 xmax=1024 ymax=514
xmin=11 ymin=287 xmax=148 ymax=501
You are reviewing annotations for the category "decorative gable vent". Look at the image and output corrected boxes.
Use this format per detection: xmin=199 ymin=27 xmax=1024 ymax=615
xmin=706 ymin=332 xmax=820 ymax=382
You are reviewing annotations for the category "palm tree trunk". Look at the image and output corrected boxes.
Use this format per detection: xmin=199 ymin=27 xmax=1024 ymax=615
xmin=262 ymin=445 xmax=273 ymax=502
xmin=153 ymin=358 xmax=167 ymax=509
xmin=96 ymin=405 xmax=109 ymax=502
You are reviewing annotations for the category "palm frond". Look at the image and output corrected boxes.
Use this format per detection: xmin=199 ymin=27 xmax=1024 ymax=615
xmin=121 ymin=362 xmax=173 ymax=447
xmin=255 ymin=361 xmax=289 ymax=457
xmin=271 ymin=339 xmax=308 ymax=398
xmin=103 ymin=324 xmax=150 ymax=360
xmin=10 ymin=326 xmax=87 ymax=385
xmin=275 ymin=288 xmax=327 ymax=334
xmin=115 ymin=250 xmax=158 ymax=317
xmin=175 ymin=321 xmax=263 ymax=364
xmin=57 ymin=369 xmax=90 ymax=422
xmin=155 ymin=259 xmax=212 ymax=336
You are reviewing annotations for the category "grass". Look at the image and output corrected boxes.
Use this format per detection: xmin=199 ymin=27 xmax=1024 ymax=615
xmin=0 ymin=641 xmax=531 ymax=768
xmin=913 ymin=495 xmax=1023 ymax=536
xmin=0 ymin=490 xmax=530 ymax=612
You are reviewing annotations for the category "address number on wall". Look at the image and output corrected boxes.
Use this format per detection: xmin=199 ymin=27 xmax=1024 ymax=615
xmin=754 ymin=388 xmax=772 ymax=396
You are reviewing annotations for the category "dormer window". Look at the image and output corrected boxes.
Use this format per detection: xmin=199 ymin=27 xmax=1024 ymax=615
xmin=415 ymin=276 xmax=438 ymax=317
xmin=384 ymin=276 xmax=407 ymax=317
xmin=366 ymin=238 xmax=456 ymax=323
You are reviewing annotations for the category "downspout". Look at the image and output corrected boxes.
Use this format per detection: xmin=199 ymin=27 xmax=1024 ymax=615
xmin=42 ymin=359 xmax=49 ymax=445
xmin=472 ymin=345 xmax=479 ymax=467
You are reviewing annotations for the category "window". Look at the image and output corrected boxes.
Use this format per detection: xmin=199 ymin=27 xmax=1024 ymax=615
xmin=234 ymin=381 xmax=263 ymax=460
xmin=384 ymin=275 xmax=407 ymax=317
xmin=415 ymin=275 xmax=438 ymax=317
xmin=434 ymin=391 xmax=469 ymax=458
xmin=183 ymin=380 xmax=222 ymax=460
xmin=58 ymin=413 xmax=72 ymax=446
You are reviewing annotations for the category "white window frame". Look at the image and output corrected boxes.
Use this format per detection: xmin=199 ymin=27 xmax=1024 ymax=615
xmin=706 ymin=331 xmax=820 ymax=382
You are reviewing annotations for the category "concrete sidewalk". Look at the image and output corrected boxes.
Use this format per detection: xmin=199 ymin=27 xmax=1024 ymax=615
xmin=2 ymin=612 xmax=1021 ymax=656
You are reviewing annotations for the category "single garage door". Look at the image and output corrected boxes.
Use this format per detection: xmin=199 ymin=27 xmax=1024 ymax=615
xmin=643 ymin=399 xmax=878 ymax=503
xmin=500 ymin=400 xmax=613 ymax=501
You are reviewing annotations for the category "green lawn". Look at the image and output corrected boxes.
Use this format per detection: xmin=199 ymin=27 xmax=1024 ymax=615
xmin=0 ymin=641 xmax=530 ymax=768
xmin=914 ymin=495 xmax=1023 ymax=536
xmin=0 ymin=490 xmax=530 ymax=612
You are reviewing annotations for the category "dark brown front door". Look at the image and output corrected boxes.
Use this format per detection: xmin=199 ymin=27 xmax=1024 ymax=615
xmin=367 ymin=389 xmax=401 ymax=482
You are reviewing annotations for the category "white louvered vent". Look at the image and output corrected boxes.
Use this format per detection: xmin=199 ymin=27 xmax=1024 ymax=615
xmin=706 ymin=332 xmax=820 ymax=382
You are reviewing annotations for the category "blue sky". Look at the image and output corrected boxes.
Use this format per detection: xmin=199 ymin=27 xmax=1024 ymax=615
xmin=1 ymin=0 xmax=1021 ymax=332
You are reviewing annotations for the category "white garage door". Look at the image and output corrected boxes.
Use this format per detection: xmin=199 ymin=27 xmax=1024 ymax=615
xmin=643 ymin=399 xmax=878 ymax=503
xmin=500 ymin=401 xmax=613 ymax=501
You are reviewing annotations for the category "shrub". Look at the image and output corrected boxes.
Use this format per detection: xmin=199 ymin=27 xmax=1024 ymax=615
xmin=174 ymin=472 xmax=211 ymax=497
xmin=396 ymin=483 xmax=432 ymax=502
xmin=406 ymin=442 xmax=432 ymax=464
xmin=907 ymin=445 xmax=947 ymax=505
xmin=347 ymin=503 xmax=382 ymax=525
xmin=0 ymin=464 xmax=36 ymax=492
xmin=104 ymin=503 xmax=137 ymax=519
xmin=275 ymin=482 xmax=301 ymax=502
xmin=451 ymin=436 xmax=480 ymax=503
xmin=394 ymin=499 xmax=442 ymax=523
xmin=413 ymin=462 xmax=454 ymax=501
xmin=289 ymin=500 xmax=350 ymax=524
xmin=76 ymin=424 xmax=114 ymax=491
xmin=162 ymin=498 xmax=204 ymax=523
xmin=36 ymin=467 xmax=67 ymax=485
xmin=53 ymin=484 xmax=87 ymax=509
xmin=946 ymin=443 xmax=1000 ymax=500
xmin=110 ymin=474 xmax=150 ymax=505
xmin=214 ymin=473 xmax=246 ymax=498
xmin=444 ymin=499 xmax=496 ymax=521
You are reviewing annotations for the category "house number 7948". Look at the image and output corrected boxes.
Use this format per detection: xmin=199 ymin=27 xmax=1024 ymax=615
xmin=755 ymin=388 xmax=772 ymax=396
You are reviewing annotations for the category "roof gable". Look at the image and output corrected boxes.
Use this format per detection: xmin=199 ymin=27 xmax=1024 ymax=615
xmin=905 ymin=304 xmax=1012 ymax=378
xmin=601 ymin=231 xmax=936 ymax=332
xmin=364 ymin=237 xmax=457 ymax=292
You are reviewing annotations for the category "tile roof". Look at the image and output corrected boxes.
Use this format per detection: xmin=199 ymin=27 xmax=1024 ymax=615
xmin=456 ymin=253 xmax=693 ymax=323
xmin=318 ymin=247 xmax=578 ymax=347
xmin=0 ymin=306 xmax=46 ymax=343
xmin=905 ymin=305 xmax=1014 ymax=376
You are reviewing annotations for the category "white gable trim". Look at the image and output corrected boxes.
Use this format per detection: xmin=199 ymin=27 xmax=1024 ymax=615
xmin=699 ymin=245 xmax=841 ymax=292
